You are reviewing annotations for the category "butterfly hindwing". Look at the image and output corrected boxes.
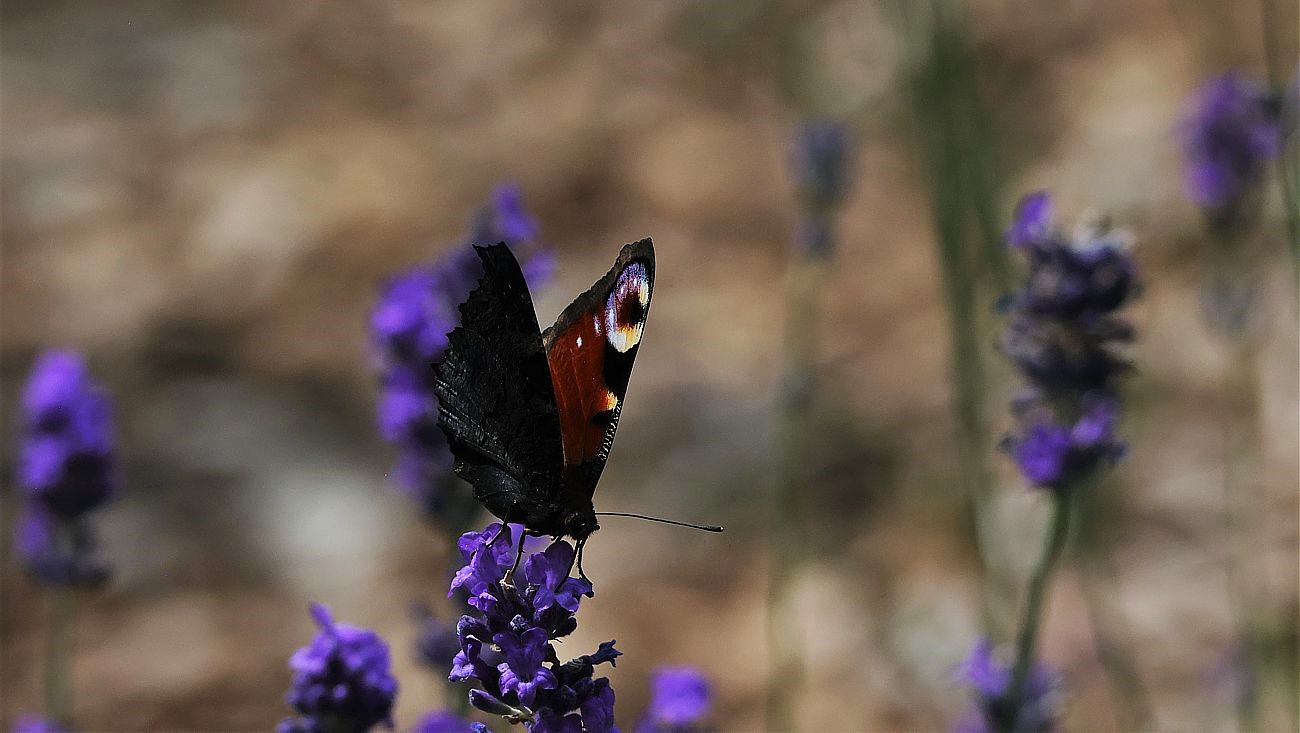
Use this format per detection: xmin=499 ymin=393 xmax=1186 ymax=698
xmin=432 ymin=244 xmax=565 ymax=527
xmin=542 ymin=238 xmax=655 ymax=500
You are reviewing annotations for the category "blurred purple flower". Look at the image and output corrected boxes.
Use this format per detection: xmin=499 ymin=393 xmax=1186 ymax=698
xmin=954 ymin=640 xmax=1056 ymax=733
xmin=409 ymin=711 xmax=487 ymax=733
xmin=413 ymin=603 xmax=461 ymax=679
xmin=13 ymin=351 xmax=117 ymax=587
xmin=790 ymin=120 xmax=853 ymax=258
xmin=449 ymin=522 xmax=618 ymax=732
xmin=1181 ymin=73 xmax=1281 ymax=215
xmin=1000 ymin=193 xmax=1137 ymax=491
xmin=635 ymin=667 xmax=712 ymax=732
xmin=1007 ymin=192 xmax=1054 ymax=250
xmin=490 ymin=183 xmax=541 ymax=245
xmin=10 ymin=715 xmax=68 ymax=733
xmin=279 ymin=603 xmax=398 ymax=733
xmin=13 ymin=507 xmax=110 ymax=588
xmin=1012 ymin=423 xmax=1072 ymax=487
xmin=791 ymin=120 xmax=851 ymax=211
xmin=372 ymin=184 xmax=551 ymax=523
xmin=18 ymin=351 xmax=116 ymax=519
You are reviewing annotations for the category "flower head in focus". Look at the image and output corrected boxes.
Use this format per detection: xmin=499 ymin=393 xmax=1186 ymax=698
xmin=279 ymin=603 xmax=399 ymax=733
xmin=448 ymin=523 xmax=618 ymax=732
xmin=635 ymin=666 xmax=713 ymax=732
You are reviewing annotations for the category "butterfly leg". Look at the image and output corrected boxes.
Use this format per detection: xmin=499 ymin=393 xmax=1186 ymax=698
xmin=504 ymin=535 xmax=527 ymax=585
xmin=574 ymin=538 xmax=590 ymax=585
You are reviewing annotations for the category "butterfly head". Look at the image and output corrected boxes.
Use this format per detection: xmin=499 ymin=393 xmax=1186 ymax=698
xmin=564 ymin=510 xmax=599 ymax=541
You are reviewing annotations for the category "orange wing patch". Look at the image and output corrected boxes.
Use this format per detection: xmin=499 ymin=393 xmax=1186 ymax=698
xmin=546 ymin=313 xmax=619 ymax=467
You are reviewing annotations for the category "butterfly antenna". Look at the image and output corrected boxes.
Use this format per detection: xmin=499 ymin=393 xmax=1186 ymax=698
xmin=595 ymin=512 xmax=724 ymax=532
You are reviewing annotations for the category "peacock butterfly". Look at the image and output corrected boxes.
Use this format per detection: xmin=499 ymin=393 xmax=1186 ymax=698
xmin=433 ymin=238 xmax=716 ymax=574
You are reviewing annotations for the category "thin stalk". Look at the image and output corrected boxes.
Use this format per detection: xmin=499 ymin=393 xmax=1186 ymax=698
xmin=45 ymin=583 xmax=75 ymax=727
xmin=897 ymin=0 xmax=1007 ymax=641
xmin=1221 ymin=337 xmax=1263 ymax=731
xmin=766 ymin=240 xmax=827 ymax=732
xmin=943 ymin=0 xmax=1011 ymax=292
xmin=939 ymin=209 xmax=1006 ymax=640
xmin=1074 ymin=484 xmax=1152 ymax=731
xmin=1002 ymin=489 xmax=1073 ymax=733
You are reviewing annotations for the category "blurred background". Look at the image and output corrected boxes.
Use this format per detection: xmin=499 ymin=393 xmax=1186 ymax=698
xmin=2 ymin=0 xmax=1297 ymax=731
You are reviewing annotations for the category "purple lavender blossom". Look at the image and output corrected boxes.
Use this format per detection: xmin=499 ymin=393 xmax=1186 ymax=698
xmin=790 ymin=120 xmax=852 ymax=257
xmin=448 ymin=522 xmax=618 ymax=732
xmin=1181 ymin=73 xmax=1282 ymax=216
xmin=791 ymin=120 xmax=851 ymax=211
xmin=409 ymin=711 xmax=487 ymax=733
xmin=13 ymin=351 xmax=117 ymax=587
xmin=18 ymin=351 xmax=116 ymax=519
xmin=1007 ymin=193 xmax=1053 ymax=250
xmin=10 ymin=715 xmax=68 ymax=733
xmin=372 ymin=184 xmax=552 ymax=522
xmin=954 ymin=640 xmax=1056 ymax=733
xmin=635 ymin=667 xmax=712 ymax=732
xmin=1000 ymin=193 xmax=1137 ymax=491
xmin=279 ymin=603 xmax=399 ymax=733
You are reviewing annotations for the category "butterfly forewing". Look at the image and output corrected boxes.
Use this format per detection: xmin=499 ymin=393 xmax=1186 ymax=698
xmin=542 ymin=238 xmax=655 ymax=497
xmin=432 ymin=244 xmax=565 ymax=522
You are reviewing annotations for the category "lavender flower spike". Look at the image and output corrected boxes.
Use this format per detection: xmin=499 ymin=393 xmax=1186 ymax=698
xmin=19 ymin=350 xmax=116 ymax=519
xmin=791 ymin=120 xmax=851 ymax=212
xmin=279 ymin=603 xmax=399 ymax=733
xmin=1000 ymin=192 xmax=1137 ymax=492
xmin=1181 ymin=72 xmax=1282 ymax=217
xmin=448 ymin=522 xmax=618 ymax=732
xmin=14 ymin=350 xmax=117 ymax=587
xmin=790 ymin=120 xmax=852 ymax=257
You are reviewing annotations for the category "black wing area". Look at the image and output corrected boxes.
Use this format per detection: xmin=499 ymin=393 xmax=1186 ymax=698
xmin=432 ymin=243 xmax=565 ymax=518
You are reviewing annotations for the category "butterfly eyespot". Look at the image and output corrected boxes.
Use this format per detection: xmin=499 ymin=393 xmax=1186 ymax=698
xmin=604 ymin=262 xmax=649 ymax=354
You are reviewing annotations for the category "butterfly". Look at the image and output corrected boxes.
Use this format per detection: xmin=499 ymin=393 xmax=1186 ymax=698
xmin=435 ymin=238 xmax=712 ymax=576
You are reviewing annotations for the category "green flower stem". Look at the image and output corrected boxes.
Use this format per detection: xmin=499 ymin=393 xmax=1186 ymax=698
xmin=1221 ymin=336 xmax=1264 ymax=731
xmin=898 ymin=0 xmax=1010 ymax=640
xmin=45 ymin=582 xmax=75 ymax=727
xmin=1258 ymin=0 xmax=1300 ymax=283
xmin=1002 ymin=488 xmax=1074 ymax=733
xmin=766 ymin=242 xmax=827 ymax=732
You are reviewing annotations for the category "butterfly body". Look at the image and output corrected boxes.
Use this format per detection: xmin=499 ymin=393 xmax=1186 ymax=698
xmin=432 ymin=239 xmax=655 ymax=545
